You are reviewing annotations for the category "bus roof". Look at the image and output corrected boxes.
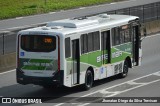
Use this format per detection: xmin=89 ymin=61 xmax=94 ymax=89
xmin=19 ymin=14 xmax=139 ymax=36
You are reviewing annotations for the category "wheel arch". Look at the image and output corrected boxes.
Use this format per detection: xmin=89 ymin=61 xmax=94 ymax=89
xmin=125 ymin=56 xmax=132 ymax=68
xmin=87 ymin=66 xmax=94 ymax=81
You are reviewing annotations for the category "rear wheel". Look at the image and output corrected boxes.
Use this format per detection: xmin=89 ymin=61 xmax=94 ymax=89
xmin=119 ymin=60 xmax=128 ymax=78
xmin=82 ymin=70 xmax=93 ymax=90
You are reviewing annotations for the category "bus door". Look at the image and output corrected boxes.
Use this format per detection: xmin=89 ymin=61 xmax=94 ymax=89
xmin=131 ymin=24 xmax=140 ymax=66
xmin=72 ymin=39 xmax=80 ymax=85
xmin=101 ymin=30 xmax=111 ymax=64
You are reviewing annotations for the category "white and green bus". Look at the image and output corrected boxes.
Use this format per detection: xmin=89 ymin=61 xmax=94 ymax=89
xmin=16 ymin=14 xmax=142 ymax=90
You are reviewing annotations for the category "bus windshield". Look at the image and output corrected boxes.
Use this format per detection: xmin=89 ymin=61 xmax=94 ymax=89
xmin=21 ymin=35 xmax=56 ymax=52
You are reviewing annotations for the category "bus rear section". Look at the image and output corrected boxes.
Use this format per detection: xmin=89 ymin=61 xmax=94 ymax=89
xmin=16 ymin=34 xmax=63 ymax=86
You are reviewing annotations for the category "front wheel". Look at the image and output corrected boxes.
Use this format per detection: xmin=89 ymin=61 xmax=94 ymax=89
xmin=118 ymin=60 xmax=129 ymax=78
xmin=82 ymin=70 xmax=93 ymax=90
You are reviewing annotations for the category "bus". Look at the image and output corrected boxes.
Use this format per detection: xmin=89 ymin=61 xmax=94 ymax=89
xmin=16 ymin=14 xmax=142 ymax=90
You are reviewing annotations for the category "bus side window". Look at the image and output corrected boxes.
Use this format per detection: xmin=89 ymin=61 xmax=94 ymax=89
xmin=120 ymin=30 xmax=125 ymax=44
xmin=81 ymin=34 xmax=88 ymax=54
xmin=93 ymin=31 xmax=100 ymax=51
xmin=116 ymin=27 xmax=120 ymax=45
xmin=88 ymin=33 xmax=94 ymax=52
xmin=112 ymin=27 xmax=120 ymax=46
xmin=124 ymin=29 xmax=130 ymax=43
xmin=81 ymin=32 xmax=100 ymax=54
xmin=65 ymin=37 xmax=71 ymax=58
xmin=88 ymin=31 xmax=100 ymax=52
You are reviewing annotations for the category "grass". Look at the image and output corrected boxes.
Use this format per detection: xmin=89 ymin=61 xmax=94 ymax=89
xmin=0 ymin=0 xmax=123 ymax=20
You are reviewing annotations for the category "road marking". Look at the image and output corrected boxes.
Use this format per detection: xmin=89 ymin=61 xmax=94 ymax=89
xmin=0 ymin=22 xmax=46 ymax=31
xmin=153 ymin=71 xmax=160 ymax=76
xmin=60 ymin=10 xmax=64 ymax=12
xmin=110 ymin=2 xmax=116 ymax=4
xmin=0 ymin=69 xmax=15 ymax=75
xmin=74 ymin=79 xmax=160 ymax=106
xmin=78 ymin=103 xmax=90 ymax=106
xmin=16 ymin=17 xmax=23 ymax=19
xmin=0 ymin=0 xmax=138 ymax=31
xmin=54 ymin=103 xmax=64 ymax=106
xmin=146 ymin=33 xmax=160 ymax=38
xmin=99 ymin=90 xmax=119 ymax=94
xmin=79 ymin=7 xmax=86 ymax=9
xmin=141 ymin=33 xmax=160 ymax=40
xmin=0 ymin=31 xmax=10 ymax=33
xmin=115 ymin=79 xmax=160 ymax=96
xmin=127 ymin=81 xmax=146 ymax=85
xmin=80 ymin=71 xmax=159 ymax=97
xmin=49 ymin=12 xmax=56 ymax=14
xmin=54 ymin=70 xmax=160 ymax=106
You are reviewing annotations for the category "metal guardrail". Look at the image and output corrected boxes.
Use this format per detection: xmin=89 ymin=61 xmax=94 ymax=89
xmin=107 ymin=2 xmax=160 ymax=22
xmin=0 ymin=25 xmax=45 ymax=55
xmin=0 ymin=2 xmax=160 ymax=55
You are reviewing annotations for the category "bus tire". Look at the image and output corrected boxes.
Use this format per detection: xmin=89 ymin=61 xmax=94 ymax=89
xmin=119 ymin=60 xmax=128 ymax=78
xmin=82 ymin=70 xmax=93 ymax=90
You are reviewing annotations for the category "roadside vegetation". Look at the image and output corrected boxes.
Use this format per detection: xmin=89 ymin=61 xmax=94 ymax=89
xmin=0 ymin=0 xmax=124 ymax=20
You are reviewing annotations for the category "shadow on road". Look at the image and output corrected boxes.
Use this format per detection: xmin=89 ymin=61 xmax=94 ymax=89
xmin=0 ymin=75 xmax=120 ymax=104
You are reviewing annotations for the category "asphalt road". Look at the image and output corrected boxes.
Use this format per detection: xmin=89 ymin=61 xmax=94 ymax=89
xmin=1 ymin=0 xmax=160 ymax=54
xmin=0 ymin=0 xmax=160 ymax=105
xmin=0 ymin=0 xmax=160 ymax=31
xmin=0 ymin=33 xmax=160 ymax=106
